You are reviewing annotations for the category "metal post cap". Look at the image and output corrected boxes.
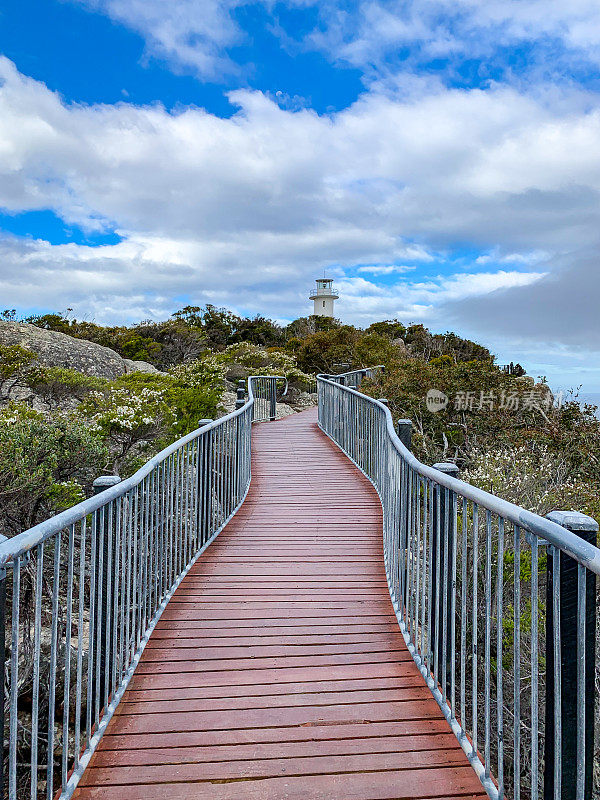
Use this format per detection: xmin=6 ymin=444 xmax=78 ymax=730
xmin=93 ymin=475 xmax=121 ymax=495
xmin=198 ymin=418 xmax=212 ymax=427
xmin=546 ymin=510 xmax=599 ymax=532
xmin=432 ymin=462 xmax=459 ymax=476
xmin=378 ymin=398 xmax=389 ymax=406
xmin=397 ymin=418 xmax=412 ymax=427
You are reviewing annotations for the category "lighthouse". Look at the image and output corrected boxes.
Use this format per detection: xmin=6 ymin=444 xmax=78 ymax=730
xmin=309 ymin=277 xmax=339 ymax=318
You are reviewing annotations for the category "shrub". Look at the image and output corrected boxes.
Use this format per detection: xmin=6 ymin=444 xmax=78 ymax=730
xmin=81 ymin=382 xmax=175 ymax=471
xmin=0 ymin=405 xmax=108 ymax=536
xmin=0 ymin=344 xmax=37 ymax=400
xmin=25 ymin=366 xmax=108 ymax=409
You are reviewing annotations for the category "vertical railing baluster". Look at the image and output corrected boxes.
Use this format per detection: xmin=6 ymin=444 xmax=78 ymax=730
xmin=513 ymin=524 xmax=521 ymax=800
xmin=497 ymin=517 xmax=505 ymax=799
xmin=47 ymin=533 xmax=61 ymax=799
xmin=9 ymin=555 xmax=21 ymax=799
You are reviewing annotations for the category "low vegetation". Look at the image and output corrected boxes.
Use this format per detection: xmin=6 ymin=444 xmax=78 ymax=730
xmin=1 ymin=303 xmax=598 ymax=531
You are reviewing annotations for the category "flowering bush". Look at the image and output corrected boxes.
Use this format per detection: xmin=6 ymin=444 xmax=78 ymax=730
xmin=0 ymin=404 xmax=107 ymax=536
xmin=464 ymin=442 xmax=600 ymax=520
xmin=214 ymin=343 xmax=314 ymax=390
xmin=81 ymin=384 xmax=174 ymax=469
xmin=0 ymin=343 xmax=37 ymax=401
xmin=170 ymin=355 xmax=226 ymax=388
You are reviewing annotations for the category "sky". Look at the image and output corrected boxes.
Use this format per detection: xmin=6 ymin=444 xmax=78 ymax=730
xmin=1 ymin=1 xmax=599 ymax=390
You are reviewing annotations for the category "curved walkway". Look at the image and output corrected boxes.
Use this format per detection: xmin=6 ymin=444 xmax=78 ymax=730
xmin=73 ymin=407 xmax=486 ymax=800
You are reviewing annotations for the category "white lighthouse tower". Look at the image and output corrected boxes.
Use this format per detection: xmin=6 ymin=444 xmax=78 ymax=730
xmin=309 ymin=277 xmax=339 ymax=317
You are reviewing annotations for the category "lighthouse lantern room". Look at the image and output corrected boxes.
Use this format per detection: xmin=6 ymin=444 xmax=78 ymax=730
xmin=309 ymin=278 xmax=339 ymax=317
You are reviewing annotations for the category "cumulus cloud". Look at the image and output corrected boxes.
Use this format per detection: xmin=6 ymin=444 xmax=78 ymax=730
xmin=0 ymin=56 xmax=599 ymax=347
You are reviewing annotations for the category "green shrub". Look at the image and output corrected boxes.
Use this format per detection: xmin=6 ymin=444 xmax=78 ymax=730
xmin=25 ymin=366 xmax=108 ymax=408
xmin=0 ymin=405 xmax=108 ymax=536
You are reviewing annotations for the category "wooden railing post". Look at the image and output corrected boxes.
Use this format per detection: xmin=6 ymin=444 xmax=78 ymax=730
xmin=432 ymin=462 xmax=459 ymax=688
xmin=544 ymin=510 xmax=598 ymax=800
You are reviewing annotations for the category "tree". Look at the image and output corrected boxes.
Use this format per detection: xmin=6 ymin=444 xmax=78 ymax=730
xmin=366 ymin=319 xmax=406 ymax=339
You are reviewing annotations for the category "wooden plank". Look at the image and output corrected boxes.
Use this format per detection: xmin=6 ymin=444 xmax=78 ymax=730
xmin=74 ymin=767 xmax=487 ymax=800
xmin=80 ymin=749 xmax=474 ymax=785
xmin=90 ymin=732 xmax=461 ymax=767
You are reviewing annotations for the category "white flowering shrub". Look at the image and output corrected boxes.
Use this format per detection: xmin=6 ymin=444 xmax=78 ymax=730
xmin=170 ymin=356 xmax=227 ymax=389
xmin=463 ymin=443 xmax=594 ymax=517
xmin=81 ymin=385 xmax=175 ymax=469
xmin=214 ymin=342 xmax=314 ymax=389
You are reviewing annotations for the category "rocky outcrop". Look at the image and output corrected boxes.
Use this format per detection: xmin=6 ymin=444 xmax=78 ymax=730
xmin=0 ymin=322 xmax=161 ymax=378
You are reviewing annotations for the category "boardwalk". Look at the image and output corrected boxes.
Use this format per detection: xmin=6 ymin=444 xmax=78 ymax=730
xmin=73 ymin=408 xmax=486 ymax=800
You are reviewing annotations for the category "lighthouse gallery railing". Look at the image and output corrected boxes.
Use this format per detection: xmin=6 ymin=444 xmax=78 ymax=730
xmin=318 ymin=371 xmax=600 ymax=800
xmin=0 ymin=376 xmax=285 ymax=800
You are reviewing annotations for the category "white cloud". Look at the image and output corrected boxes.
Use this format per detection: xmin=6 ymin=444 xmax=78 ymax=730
xmin=72 ymin=0 xmax=600 ymax=83
xmin=73 ymin=0 xmax=247 ymax=80
xmin=357 ymin=264 xmax=417 ymax=274
xmin=0 ymin=56 xmax=598 ymax=346
xmin=308 ymin=0 xmax=600 ymax=78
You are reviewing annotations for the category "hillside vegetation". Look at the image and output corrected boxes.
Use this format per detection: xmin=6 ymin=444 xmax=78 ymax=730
xmin=1 ymin=305 xmax=598 ymax=537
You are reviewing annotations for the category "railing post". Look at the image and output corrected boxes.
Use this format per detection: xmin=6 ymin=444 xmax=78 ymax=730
xmin=91 ymin=475 xmax=121 ymax=717
xmin=0 ymin=534 xmax=8 ymax=797
xmin=269 ymin=377 xmax=277 ymax=421
xmin=197 ymin=419 xmax=213 ymax=545
xmin=431 ymin=462 xmax=459 ymax=689
xmin=396 ymin=419 xmax=412 ymax=450
xmin=544 ymin=510 xmax=598 ymax=800
xmin=235 ymin=380 xmax=245 ymax=410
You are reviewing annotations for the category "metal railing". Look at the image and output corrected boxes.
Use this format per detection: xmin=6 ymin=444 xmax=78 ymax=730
xmin=323 ymin=365 xmax=384 ymax=389
xmin=0 ymin=375 xmax=284 ymax=800
xmin=318 ymin=370 xmax=600 ymax=800
xmin=308 ymin=285 xmax=339 ymax=298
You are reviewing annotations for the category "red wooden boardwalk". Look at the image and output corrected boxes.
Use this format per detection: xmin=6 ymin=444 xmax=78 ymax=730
xmin=73 ymin=408 xmax=486 ymax=800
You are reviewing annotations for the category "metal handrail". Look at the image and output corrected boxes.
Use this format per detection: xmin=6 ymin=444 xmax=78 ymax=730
xmin=324 ymin=365 xmax=385 ymax=389
xmin=0 ymin=375 xmax=285 ymax=800
xmin=318 ymin=371 xmax=600 ymax=800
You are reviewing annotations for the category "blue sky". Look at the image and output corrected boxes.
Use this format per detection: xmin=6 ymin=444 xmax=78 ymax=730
xmin=1 ymin=0 xmax=600 ymax=389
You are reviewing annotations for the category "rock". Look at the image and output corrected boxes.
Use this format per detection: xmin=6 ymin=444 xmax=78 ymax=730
xmin=274 ymin=402 xmax=296 ymax=419
xmin=516 ymin=375 xmax=535 ymax=387
xmin=0 ymin=322 xmax=160 ymax=379
xmin=288 ymin=391 xmax=317 ymax=410
xmin=122 ymin=359 xmax=162 ymax=375
xmin=392 ymin=337 xmax=407 ymax=353
xmin=217 ymin=391 xmax=237 ymax=416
